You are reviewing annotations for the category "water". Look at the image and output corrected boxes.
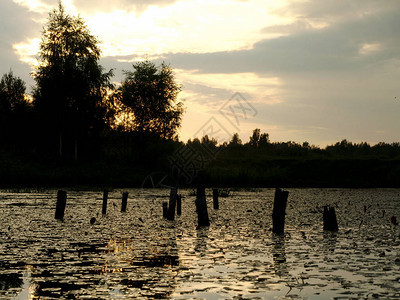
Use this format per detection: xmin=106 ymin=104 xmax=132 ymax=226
xmin=0 ymin=188 xmax=399 ymax=299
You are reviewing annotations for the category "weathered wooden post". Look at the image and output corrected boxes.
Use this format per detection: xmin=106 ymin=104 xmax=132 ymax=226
xmin=55 ymin=190 xmax=67 ymax=220
xmin=213 ymin=188 xmax=219 ymax=209
xmin=195 ymin=186 xmax=210 ymax=227
xmin=163 ymin=202 xmax=168 ymax=218
xmin=121 ymin=192 xmax=128 ymax=212
xmin=167 ymin=188 xmax=177 ymax=221
xmin=323 ymin=206 xmax=338 ymax=231
xmin=177 ymin=194 xmax=182 ymax=216
xmin=102 ymin=190 xmax=108 ymax=215
xmin=272 ymin=188 xmax=289 ymax=234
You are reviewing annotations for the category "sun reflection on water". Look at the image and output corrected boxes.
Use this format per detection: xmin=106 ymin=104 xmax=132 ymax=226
xmin=0 ymin=188 xmax=399 ymax=298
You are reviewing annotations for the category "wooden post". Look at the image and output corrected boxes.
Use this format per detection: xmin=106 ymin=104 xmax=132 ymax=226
xmin=121 ymin=192 xmax=128 ymax=212
xmin=163 ymin=202 xmax=168 ymax=218
xmin=177 ymin=194 xmax=182 ymax=216
xmin=213 ymin=188 xmax=219 ymax=209
xmin=323 ymin=206 xmax=338 ymax=231
xmin=74 ymin=139 xmax=78 ymax=162
xmin=272 ymin=188 xmax=289 ymax=234
xmin=102 ymin=190 xmax=108 ymax=215
xmin=55 ymin=190 xmax=67 ymax=220
xmin=195 ymin=186 xmax=210 ymax=227
xmin=167 ymin=188 xmax=177 ymax=221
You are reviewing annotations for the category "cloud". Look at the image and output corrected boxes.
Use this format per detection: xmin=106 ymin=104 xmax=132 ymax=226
xmin=276 ymin=0 xmax=400 ymax=23
xmin=1 ymin=1 xmax=41 ymax=41
xmin=82 ymin=0 xmax=281 ymax=58
xmin=261 ymin=20 xmax=314 ymax=35
xmin=0 ymin=1 xmax=42 ymax=88
xmin=358 ymin=43 xmax=381 ymax=56
xmin=151 ymin=3 xmax=400 ymax=144
xmin=12 ymin=0 xmax=52 ymax=14
xmin=163 ymin=7 xmax=400 ymax=75
xmin=72 ymin=0 xmax=178 ymax=14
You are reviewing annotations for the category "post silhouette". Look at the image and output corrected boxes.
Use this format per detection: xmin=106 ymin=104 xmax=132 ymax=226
xmin=102 ymin=190 xmax=108 ymax=215
xmin=167 ymin=188 xmax=177 ymax=221
xmin=121 ymin=192 xmax=128 ymax=212
xmin=177 ymin=194 xmax=182 ymax=216
xmin=272 ymin=188 xmax=289 ymax=234
xmin=55 ymin=190 xmax=67 ymax=220
xmin=195 ymin=186 xmax=210 ymax=227
xmin=323 ymin=206 xmax=338 ymax=231
xmin=213 ymin=188 xmax=219 ymax=209
xmin=163 ymin=202 xmax=168 ymax=218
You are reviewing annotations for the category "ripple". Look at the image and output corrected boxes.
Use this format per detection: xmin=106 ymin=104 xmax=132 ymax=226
xmin=0 ymin=188 xmax=399 ymax=298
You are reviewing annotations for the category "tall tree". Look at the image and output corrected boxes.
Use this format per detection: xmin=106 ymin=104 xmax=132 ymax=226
xmin=119 ymin=60 xmax=184 ymax=139
xmin=32 ymin=2 xmax=113 ymax=159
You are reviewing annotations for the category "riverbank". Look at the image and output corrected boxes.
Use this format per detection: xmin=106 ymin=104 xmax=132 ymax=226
xmin=1 ymin=151 xmax=399 ymax=188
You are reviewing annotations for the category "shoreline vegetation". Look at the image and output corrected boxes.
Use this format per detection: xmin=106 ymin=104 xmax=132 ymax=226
xmin=1 ymin=135 xmax=399 ymax=189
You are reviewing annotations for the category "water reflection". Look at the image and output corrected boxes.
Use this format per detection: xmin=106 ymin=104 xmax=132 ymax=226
xmin=322 ymin=231 xmax=338 ymax=253
xmin=5 ymin=235 xmax=181 ymax=298
xmin=195 ymin=227 xmax=209 ymax=255
xmin=1 ymin=189 xmax=400 ymax=299
xmin=19 ymin=236 xmax=181 ymax=298
xmin=271 ymin=234 xmax=287 ymax=277
xmin=101 ymin=232 xmax=180 ymax=298
xmin=0 ymin=273 xmax=22 ymax=291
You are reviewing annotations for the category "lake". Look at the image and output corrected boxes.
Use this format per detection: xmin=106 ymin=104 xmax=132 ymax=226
xmin=1 ymin=188 xmax=399 ymax=299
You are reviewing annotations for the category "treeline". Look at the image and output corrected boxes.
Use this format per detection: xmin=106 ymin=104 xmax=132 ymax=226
xmin=173 ymin=130 xmax=400 ymax=187
xmin=187 ymin=129 xmax=400 ymax=159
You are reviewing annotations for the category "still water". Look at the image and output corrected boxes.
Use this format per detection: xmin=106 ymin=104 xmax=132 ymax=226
xmin=0 ymin=188 xmax=399 ymax=299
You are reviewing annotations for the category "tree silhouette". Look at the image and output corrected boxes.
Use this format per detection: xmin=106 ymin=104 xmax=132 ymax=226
xmin=259 ymin=132 xmax=270 ymax=147
xmin=119 ymin=60 xmax=184 ymax=139
xmin=0 ymin=70 xmax=26 ymax=114
xmin=229 ymin=133 xmax=242 ymax=146
xmin=32 ymin=2 xmax=114 ymax=159
xmin=249 ymin=128 xmax=260 ymax=147
xmin=0 ymin=70 xmax=29 ymax=143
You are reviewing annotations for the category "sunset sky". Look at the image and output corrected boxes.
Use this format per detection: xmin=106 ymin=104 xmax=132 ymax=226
xmin=1 ymin=0 xmax=400 ymax=146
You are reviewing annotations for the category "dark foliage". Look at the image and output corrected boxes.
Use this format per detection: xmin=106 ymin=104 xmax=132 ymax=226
xmin=32 ymin=3 xmax=114 ymax=160
xmin=0 ymin=70 xmax=32 ymax=146
xmin=118 ymin=60 xmax=184 ymax=139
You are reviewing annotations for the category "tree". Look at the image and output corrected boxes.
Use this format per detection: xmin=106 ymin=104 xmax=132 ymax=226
xmin=0 ymin=70 xmax=27 ymax=117
xmin=119 ymin=60 xmax=184 ymax=139
xmin=0 ymin=70 xmax=26 ymax=113
xmin=229 ymin=133 xmax=242 ymax=146
xmin=259 ymin=133 xmax=270 ymax=147
xmin=0 ymin=70 xmax=29 ymax=142
xmin=32 ymin=2 xmax=114 ymax=159
xmin=249 ymin=128 xmax=260 ymax=147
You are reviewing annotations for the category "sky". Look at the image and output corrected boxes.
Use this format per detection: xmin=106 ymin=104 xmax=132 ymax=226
xmin=1 ymin=0 xmax=400 ymax=147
